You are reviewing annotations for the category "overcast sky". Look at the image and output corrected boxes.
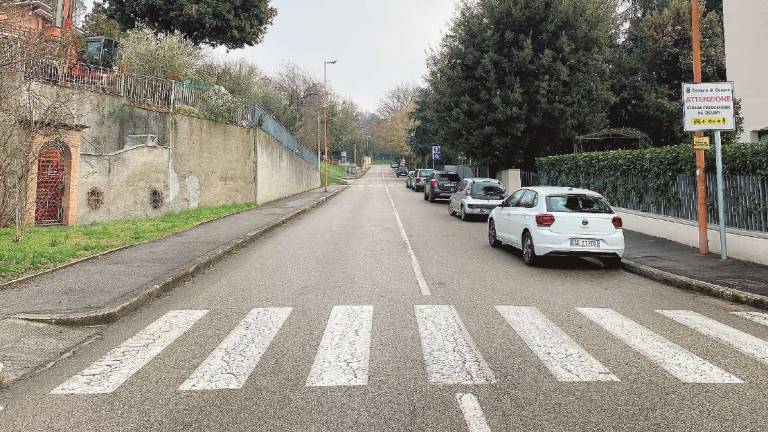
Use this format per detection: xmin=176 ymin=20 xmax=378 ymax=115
xmin=213 ymin=0 xmax=458 ymax=112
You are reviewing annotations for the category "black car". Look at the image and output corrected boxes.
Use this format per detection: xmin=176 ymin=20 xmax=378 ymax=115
xmin=424 ymin=171 xmax=461 ymax=202
xmin=396 ymin=166 xmax=409 ymax=177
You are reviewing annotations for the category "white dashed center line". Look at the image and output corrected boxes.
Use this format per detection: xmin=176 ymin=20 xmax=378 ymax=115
xmin=381 ymin=172 xmax=431 ymax=296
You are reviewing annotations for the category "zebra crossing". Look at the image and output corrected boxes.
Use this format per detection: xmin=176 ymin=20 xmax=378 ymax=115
xmin=50 ymin=307 xmax=768 ymax=395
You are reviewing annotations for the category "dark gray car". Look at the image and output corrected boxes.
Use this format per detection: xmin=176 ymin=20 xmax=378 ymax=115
xmin=424 ymin=171 xmax=461 ymax=202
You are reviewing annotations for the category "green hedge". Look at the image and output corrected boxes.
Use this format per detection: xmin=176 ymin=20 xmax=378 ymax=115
xmin=537 ymin=142 xmax=768 ymax=180
xmin=535 ymin=143 xmax=768 ymax=210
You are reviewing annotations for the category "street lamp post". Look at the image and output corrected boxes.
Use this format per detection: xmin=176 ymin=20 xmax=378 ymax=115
xmin=323 ymin=60 xmax=337 ymax=192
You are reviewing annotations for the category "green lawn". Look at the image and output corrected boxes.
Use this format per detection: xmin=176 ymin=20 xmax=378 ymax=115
xmin=0 ymin=203 xmax=256 ymax=284
xmin=321 ymin=162 xmax=348 ymax=187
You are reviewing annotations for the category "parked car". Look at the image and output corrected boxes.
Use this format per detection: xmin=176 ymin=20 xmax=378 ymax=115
xmin=396 ymin=166 xmax=409 ymax=177
xmin=412 ymin=168 xmax=435 ymax=192
xmin=487 ymin=186 xmax=624 ymax=267
xmin=390 ymin=161 xmax=400 ymax=169
xmin=448 ymin=178 xmax=506 ymax=221
xmin=406 ymin=171 xmax=416 ymax=188
xmin=424 ymin=171 xmax=461 ymax=202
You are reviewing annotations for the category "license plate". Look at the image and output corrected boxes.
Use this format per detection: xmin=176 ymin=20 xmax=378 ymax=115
xmin=571 ymin=239 xmax=600 ymax=248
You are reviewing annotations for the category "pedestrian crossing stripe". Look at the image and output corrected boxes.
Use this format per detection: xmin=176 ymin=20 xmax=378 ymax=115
xmin=306 ymin=305 xmax=374 ymax=387
xmin=50 ymin=307 xmax=768 ymax=395
xmin=579 ymin=308 xmax=741 ymax=384
xmin=51 ymin=310 xmax=208 ymax=395
xmin=498 ymin=306 xmax=618 ymax=382
xmin=179 ymin=307 xmax=292 ymax=391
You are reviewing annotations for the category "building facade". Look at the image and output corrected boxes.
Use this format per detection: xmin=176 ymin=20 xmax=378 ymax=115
xmin=723 ymin=0 xmax=768 ymax=143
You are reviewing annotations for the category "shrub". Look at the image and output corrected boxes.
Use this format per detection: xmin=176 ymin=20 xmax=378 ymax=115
xmin=117 ymin=28 xmax=203 ymax=80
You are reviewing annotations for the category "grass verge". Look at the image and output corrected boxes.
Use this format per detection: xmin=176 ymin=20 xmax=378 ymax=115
xmin=321 ymin=162 xmax=348 ymax=187
xmin=0 ymin=203 xmax=256 ymax=284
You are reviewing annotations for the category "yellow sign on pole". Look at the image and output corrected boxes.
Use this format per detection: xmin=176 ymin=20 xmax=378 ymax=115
xmin=693 ymin=136 xmax=711 ymax=150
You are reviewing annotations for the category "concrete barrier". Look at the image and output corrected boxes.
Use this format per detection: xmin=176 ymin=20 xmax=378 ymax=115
xmin=616 ymin=207 xmax=768 ymax=266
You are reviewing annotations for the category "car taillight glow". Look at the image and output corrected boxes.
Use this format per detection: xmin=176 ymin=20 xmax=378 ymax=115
xmin=612 ymin=216 xmax=623 ymax=229
xmin=536 ymin=213 xmax=556 ymax=227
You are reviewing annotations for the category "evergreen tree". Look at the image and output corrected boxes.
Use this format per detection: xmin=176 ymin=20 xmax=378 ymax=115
xmin=609 ymin=0 xmax=726 ymax=146
xmin=103 ymin=0 xmax=276 ymax=49
xmin=415 ymin=0 xmax=617 ymax=168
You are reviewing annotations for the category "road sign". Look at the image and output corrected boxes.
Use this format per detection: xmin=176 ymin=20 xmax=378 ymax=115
xmin=693 ymin=136 xmax=711 ymax=150
xmin=682 ymin=82 xmax=735 ymax=132
xmin=341 ymin=151 xmax=347 ymax=164
xmin=432 ymin=145 xmax=441 ymax=161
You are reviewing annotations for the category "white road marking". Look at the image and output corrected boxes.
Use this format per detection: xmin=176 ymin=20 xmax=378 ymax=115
xmin=306 ymin=305 xmax=374 ymax=387
xmin=733 ymin=311 xmax=768 ymax=327
xmin=415 ymin=305 xmax=496 ymax=385
xmin=381 ymin=172 xmax=431 ymax=296
xmin=179 ymin=307 xmax=292 ymax=391
xmin=579 ymin=308 xmax=741 ymax=383
xmin=51 ymin=310 xmax=208 ymax=394
xmin=659 ymin=310 xmax=768 ymax=366
xmin=496 ymin=306 xmax=618 ymax=382
xmin=456 ymin=393 xmax=492 ymax=432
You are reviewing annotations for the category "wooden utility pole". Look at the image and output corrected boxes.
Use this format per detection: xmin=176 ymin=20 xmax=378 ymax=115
xmin=691 ymin=0 xmax=708 ymax=255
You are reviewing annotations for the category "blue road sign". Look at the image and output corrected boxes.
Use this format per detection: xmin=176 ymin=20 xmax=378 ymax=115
xmin=432 ymin=145 xmax=441 ymax=160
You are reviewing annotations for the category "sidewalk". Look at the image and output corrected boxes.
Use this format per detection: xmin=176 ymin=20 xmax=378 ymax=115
xmin=623 ymin=230 xmax=768 ymax=308
xmin=0 ymin=186 xmax=345 ymax=325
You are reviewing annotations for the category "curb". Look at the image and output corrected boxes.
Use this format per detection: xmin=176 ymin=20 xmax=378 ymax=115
xmin=622 ymin=258 xmax=768 ymax=310
xmin=14 ymin=187 xmax=347 ymax=326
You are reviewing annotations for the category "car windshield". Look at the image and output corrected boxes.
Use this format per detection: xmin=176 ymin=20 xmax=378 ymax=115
xmin=546 ymin=194 xmax=612 ymax=213
xmin=471 ymin=181 xmax=505 ymax=198
xmin=418 ymin=169 xmax=434 ymax=177
xmin=437 ymin=173 xmax=461 ymax=182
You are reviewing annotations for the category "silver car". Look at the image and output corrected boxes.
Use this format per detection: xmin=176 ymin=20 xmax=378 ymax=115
xmin=412 ymin=168 xmax=435 ymax=192
xmin=448 ymin=178 xmax=507 ymax=221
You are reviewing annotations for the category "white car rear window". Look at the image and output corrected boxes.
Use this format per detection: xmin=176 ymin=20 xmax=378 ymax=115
xmin=546 ymin=194 xmax=612 ymax=214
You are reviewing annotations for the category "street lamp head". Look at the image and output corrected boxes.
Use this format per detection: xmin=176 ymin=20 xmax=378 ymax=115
xmin=326 ymin=60 xmax=338 ymax=65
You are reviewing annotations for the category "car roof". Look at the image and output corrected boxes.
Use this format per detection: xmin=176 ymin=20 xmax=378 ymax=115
xmin=523 ymin=186 xmax=603 ymax=196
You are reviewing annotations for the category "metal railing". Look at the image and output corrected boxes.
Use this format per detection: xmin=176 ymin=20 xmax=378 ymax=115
xmin=21 ymin=58 xmax=318 ymax=166
xmin=526 ymin=171 xmax=768 ymax=233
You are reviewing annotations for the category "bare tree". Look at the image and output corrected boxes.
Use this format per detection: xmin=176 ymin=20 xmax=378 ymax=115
xmin=376 ymin=82 xmax=419 ymax=119
xmin=0 ymin=20 xmax=79 ymax=241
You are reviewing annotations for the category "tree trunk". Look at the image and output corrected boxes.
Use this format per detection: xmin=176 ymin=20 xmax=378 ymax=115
xmin=14 ymin=182 xmax=24 ymax=243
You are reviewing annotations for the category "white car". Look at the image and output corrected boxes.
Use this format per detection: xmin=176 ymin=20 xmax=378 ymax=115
xmin=448 ymin=178 xmax=506 ymax=221
xmin=487 ymin=186 xmax=624 ymax=267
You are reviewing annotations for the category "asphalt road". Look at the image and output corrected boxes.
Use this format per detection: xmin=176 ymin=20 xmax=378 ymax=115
xmin=2 ymin=165 xmax=768 ymax=431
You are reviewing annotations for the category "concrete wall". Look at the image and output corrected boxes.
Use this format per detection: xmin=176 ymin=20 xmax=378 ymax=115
xmin=169 ymin=114 xmax=257 ymax=210
xmin=79 ymin=146 xmax=171 ymax=224
xmin=724 ymin=1 xmax=768 ymax=142
xmin=61 ymin=88 xmax=318 ymax=224
xmin=496 ymin=169 xmax=522 ymax=191
xmin=616 ymin=208 xmax=768 ymax=266
xmin=256 ymin=130 xmax=320 ymax=205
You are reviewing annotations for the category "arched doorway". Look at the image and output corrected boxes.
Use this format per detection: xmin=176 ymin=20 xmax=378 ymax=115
xmin=34 ymin=142 xmax=70 ymax=226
